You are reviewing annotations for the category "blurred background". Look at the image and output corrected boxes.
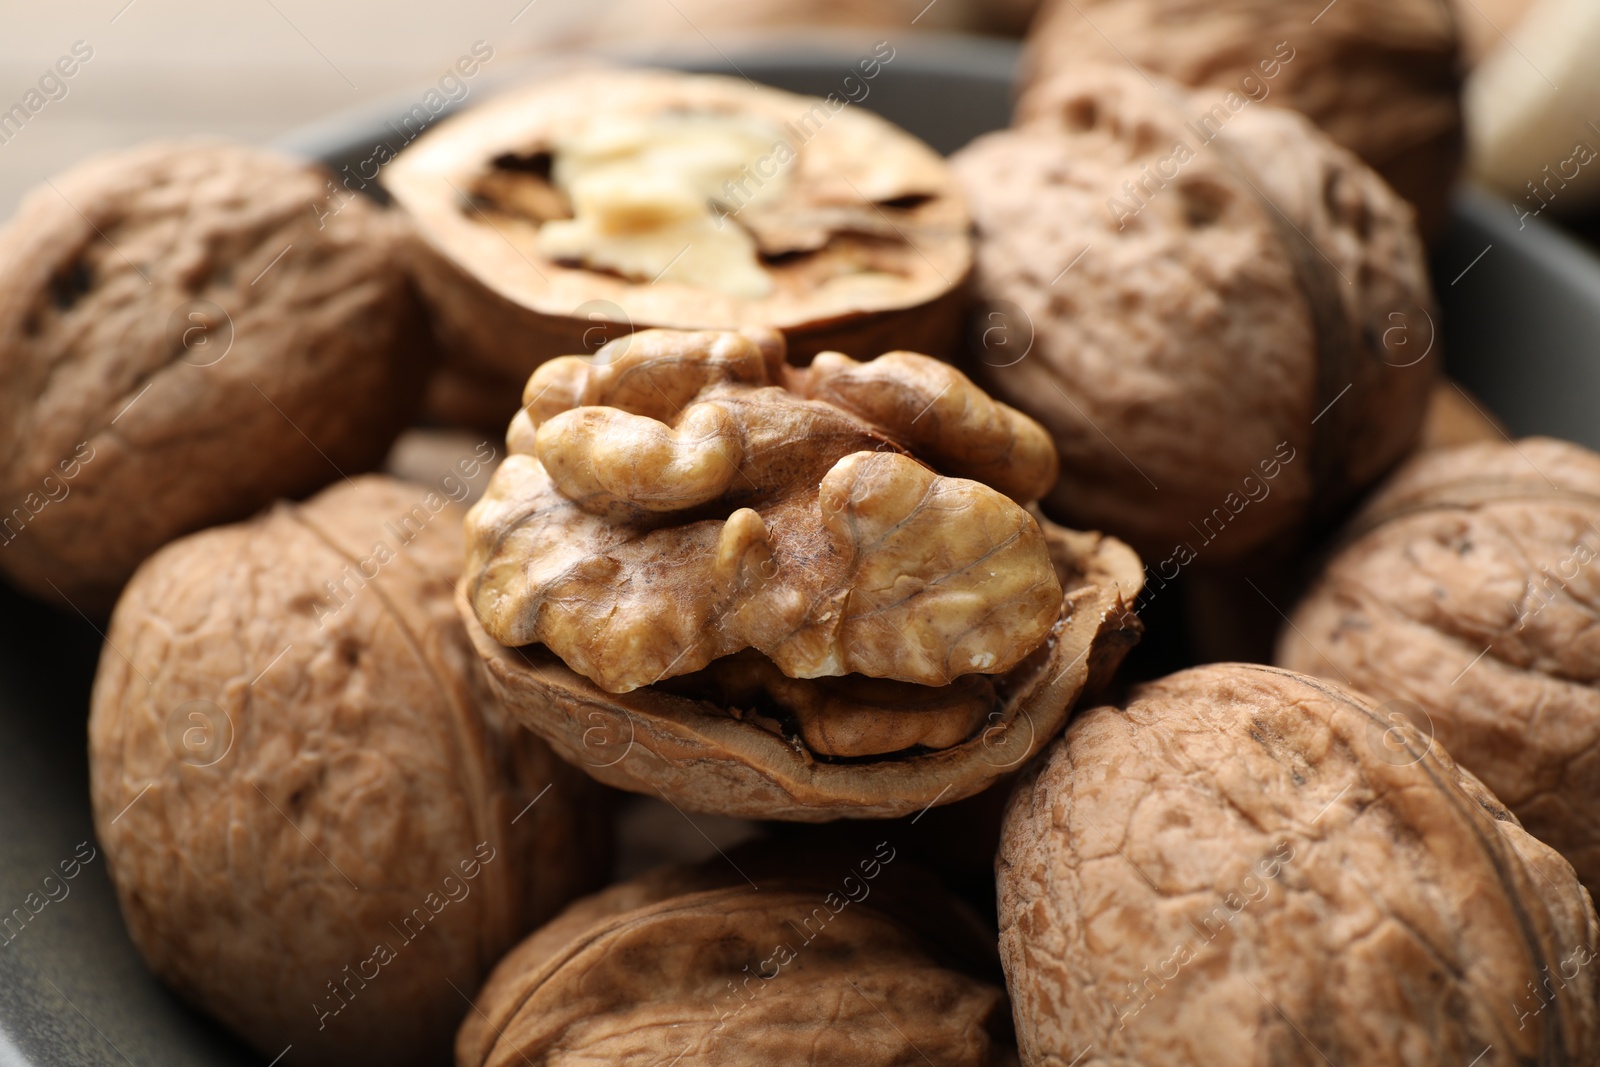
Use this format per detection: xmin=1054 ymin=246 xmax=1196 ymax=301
xmin=0 ymin=0 xmax=1038 ymax=217
xmin=0 ymin=1 xmax=600 ymax=215
xmin=2 ymin=0 xmax=1596 ymax=231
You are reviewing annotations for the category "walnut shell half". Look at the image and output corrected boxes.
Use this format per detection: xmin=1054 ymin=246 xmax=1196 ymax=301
xmin=0 ymin=140 xmax=432 ymax=613
xmin=456 ymin=844 xmax=1016 ymax=1067
xmin=1000 ymin=663 xmax=1600 ymax=1067
xmin=384 ymin=68 xmax=971 ymax=427
xmin=1278 ymin=437 xmax=1600 ymax=894
xmin=89 ymin=476 xmax=607 ymax=1067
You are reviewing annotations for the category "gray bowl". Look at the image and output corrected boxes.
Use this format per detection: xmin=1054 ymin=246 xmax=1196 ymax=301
xmin=1 ymin=35 xmax=1596 ymax=1067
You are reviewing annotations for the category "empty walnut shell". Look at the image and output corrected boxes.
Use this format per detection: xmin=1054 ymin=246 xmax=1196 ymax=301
xmin=89 ymin=476 xmax=606 ymax=1067
xmin=461 ymin=327 xmax=1143 ymax=821
xmin=456 ymin=844 xmax=1016 ymax=1067
xmin=952 ymin=66 xmax=1436 ymax=564
xmin=1020 ymin=0 xmax=1464 ymax=236
xmin=384 ymin=68 xmax=971 ymax=428
xmin=999 ymin=663 xmax=1600 ymax=1066
xmin=0 ymin=140 xmax=432 ymax=614
xmin=1279 ymin=437 xmax=1600 ymax=894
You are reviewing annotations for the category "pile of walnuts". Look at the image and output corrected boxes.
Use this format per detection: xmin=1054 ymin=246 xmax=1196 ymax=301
xmin=4 ymin=19 xmax=1599 ymax=1067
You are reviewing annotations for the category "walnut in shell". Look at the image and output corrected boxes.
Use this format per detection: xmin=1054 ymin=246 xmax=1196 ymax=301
xmin=89 ymin=476 xmax=607 ymax=1067
xmin=1000 ymin=663 xmax=1600 ymax=1066
xmin=952 ymin=66 xmax=1436 ymax=565
xmin=0 ymin=140 xmax=433 ymax=614
xmin=383 ymin=69 xmax=971 ymax=427
xmin=1020 ymin=0 xmax=1464 ymax=236
xmin=457 ymin=844 xmax=1016 ymax=1066
xmin=1278 ymin=437 xmax=1600 ymax=893
xmin=462 ymin=327 xmax=1143 ymax=821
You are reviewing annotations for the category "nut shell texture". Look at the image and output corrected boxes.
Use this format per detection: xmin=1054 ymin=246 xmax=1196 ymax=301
xmin=457 ymin=847 xmax=1016 ymax=1067
xmin=954 ymin=66 xmax=1435 ymax=561
xmin=999 ymin=663 xmax=1600 ymax=1067
xmin=89 ymin=476 xmax=604 ymax=1067
xmin=1279 ymin=437 xmax=1600 ymax=893
xmin=0 ymin=140 xmax=431 ymax=612
xmin=1021 ymin=0 xmax=1463 ymax=234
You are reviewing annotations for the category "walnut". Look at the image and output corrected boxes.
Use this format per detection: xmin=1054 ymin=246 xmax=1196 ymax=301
xmin=1278 ymin=437 xmax=1600 ymax=894
xmin=0 ymin=140 xmax=433 ymax=614
xmin=462 ymin=328 xmax=1144 ymax=820
xmin=999 ymin=663 xmax=1600 ymax=1066
xmin=1418 ymin=379 xmax=1507 ymax=451
xmin=456 ymin=844 xmax=1016 ymax=1066
xmin=384 ymin=69 xmax=971 ymax=428
xmin=1019 ymin=0 xmax=1463 ymax=236
xmin=89 ymin=476 xmax=607 ymax=1067
xmin=952 ymin=66 xmax=1436 ymax=564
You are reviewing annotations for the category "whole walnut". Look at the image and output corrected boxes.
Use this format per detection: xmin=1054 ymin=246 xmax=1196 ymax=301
xmin=952 ymin=66 xmax=1436 ymax=566
xmin=1020 ymin=0 xmax=1464 ymax=236
xmin=1279 ymin=437 xmax=1600 ymax=893
xmin=0 ymin=140 xmax=432 ymax=613
xmin=999 ymin=663 xmax=1600 ymax=1067
xmin=461 ymin=327 xmax=1144 ymax=821
xmin=89 ymin=476 xmax=607 ymax=1067
xmin=457 ymin=844 xmax=1016 ymax=1066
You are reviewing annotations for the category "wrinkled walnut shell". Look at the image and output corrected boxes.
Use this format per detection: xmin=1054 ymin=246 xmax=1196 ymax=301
xmin=1020 ymin=0 xmax=1464 ymax=236
xmin=953 ymin=66 xmax=1436 ymax=563
xmin=457 ymin=845 xmax=1016 ymax=1067
xmin=1279 ymin=437 xmax=1600 ymax=893
xmin=1000 ymin=663 xmax=1600 ymax=1066
xmin=0 ymin=140 xmax=432 ymax=613
xmin=89 ymin=477 xmax=606 ymax=1067
xmin=384 ymin=69 xmax=971 ymax=427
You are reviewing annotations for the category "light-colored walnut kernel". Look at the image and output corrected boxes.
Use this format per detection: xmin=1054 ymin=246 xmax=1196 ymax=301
xmin=459 ymin=328 xmax=1143 ymax=819
xmin=469 ymin=328 xmax=1062 ymax=694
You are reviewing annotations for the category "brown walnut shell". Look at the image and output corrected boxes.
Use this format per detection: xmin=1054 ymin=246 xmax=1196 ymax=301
xmin=383 ymin=68 xmax=971 ymax=428
xmin=1020 ymin=0 xmax=1464 ymax=236
xmin=952 ymin=65 xmax=1436 ymax=565
xmin=0 ymin=140 xmax=433 ymax=613
xmin=1279 ymin=437 xmax=1600 ymax=894
xmin=999 ymin=663 xmax=1600 ymax=1067
xmin=456 ymin=844 xmax=1017 ymax=1067
xmin=89 ymin=476 xmax=607 ymax=1067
